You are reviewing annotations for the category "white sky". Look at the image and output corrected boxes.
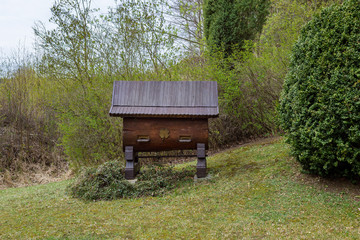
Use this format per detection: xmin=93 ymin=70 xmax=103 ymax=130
xmin=0 ymin=0 xmax=115 ymax=56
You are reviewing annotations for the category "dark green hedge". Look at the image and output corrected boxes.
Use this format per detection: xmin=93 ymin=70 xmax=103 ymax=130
xmin=279 ymin=0 xmax=360 ymax=178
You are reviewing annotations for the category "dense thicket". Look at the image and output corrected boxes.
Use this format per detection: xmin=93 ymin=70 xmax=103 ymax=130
xmin=204 ymin=0 xmax=270 ymax=56
xmin=0 ymin=53 xmax=67 ymax=186
xmin=279 ymin=0 xmax=360 ymax=178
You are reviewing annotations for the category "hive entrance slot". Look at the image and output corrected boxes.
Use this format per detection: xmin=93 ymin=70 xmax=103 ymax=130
xmin=137 ymin=135 xmax=150 ymax=142
xmin=179 ymin=135 xmax=192 ymax=143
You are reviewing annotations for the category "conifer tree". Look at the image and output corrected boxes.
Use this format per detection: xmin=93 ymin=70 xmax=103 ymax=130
xmin=204 ymin=0 xmax=270 ymax=56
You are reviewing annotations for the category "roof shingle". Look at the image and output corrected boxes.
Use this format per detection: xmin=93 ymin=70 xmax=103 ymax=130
xmin=109 ymin=81 xmax=219 ymax=118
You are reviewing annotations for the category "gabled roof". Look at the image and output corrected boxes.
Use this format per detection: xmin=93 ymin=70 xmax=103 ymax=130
xmin=109 ymin=81 xmax=219 ymax=118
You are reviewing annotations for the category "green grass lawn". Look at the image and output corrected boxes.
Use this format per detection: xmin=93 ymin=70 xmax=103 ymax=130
xmin=1 ymin=137 xmax=360 ymax=239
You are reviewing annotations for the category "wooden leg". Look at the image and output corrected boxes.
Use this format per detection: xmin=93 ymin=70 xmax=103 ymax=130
xmin=125 ymin=146 xmax=137 ymax=180
xmin=196 ymin=143 xmax=207 ymax=178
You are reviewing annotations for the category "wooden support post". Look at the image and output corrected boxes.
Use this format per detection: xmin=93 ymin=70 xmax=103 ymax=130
xmin=196 ymin=143 xmax=207 ymax=178
xmin=125 ymin=146 xmax=138 ymax=180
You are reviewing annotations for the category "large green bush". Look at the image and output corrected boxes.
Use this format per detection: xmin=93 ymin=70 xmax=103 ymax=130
xmin=279 ymin=0 xmax=360 ymax=178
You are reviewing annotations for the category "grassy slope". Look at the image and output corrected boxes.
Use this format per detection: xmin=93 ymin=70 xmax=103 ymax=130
xmin=1 ymin=138 xmax=360 ymax=239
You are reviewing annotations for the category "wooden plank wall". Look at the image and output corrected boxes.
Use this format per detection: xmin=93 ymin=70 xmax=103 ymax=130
xmin=123 ymin=118 xmax=209 ymax=152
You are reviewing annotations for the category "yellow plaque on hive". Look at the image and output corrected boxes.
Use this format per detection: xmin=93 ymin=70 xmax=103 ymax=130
xmin=159 ymin=128 xmax=170 ymax=141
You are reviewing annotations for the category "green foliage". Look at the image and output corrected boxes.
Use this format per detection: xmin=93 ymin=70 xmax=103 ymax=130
xmin=55 ymin=76 xmax=123 ymax=170
xmin=154 ymin=0 xmax=321 ymax=147
xmin=279 ymin=0 xmax=360 ymax=178
xmin=204 ymin=0 xmax=270 ymax=56
xmin=67 ymin=161 xmax=195 ymax=201
xmin=33 ymin=0 xmax=179 ymax=169
xmin=203 ymin=0 xmax=324 ymax=146
xmin=67 ymin=161 xmax=128 ymax=201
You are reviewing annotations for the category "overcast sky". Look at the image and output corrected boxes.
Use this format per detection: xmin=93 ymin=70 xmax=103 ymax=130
xmin=0 ymin=0 xmax=115 ymax=56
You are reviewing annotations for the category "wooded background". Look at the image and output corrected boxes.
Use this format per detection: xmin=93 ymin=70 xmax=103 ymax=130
xmin=0 ymin=0 xmax=343 ymax=184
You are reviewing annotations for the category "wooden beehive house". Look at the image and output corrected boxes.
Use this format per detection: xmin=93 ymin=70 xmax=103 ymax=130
xmin=109 ymin=81 xmax=219 ymax=180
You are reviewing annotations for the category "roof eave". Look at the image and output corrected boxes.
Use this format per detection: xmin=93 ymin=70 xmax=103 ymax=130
xmin=109 ymin=113 xmax=218 ymax=118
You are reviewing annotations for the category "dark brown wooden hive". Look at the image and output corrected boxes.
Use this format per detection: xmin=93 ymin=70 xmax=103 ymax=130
xmin=109 ymin=81 xmax=219 ymax=179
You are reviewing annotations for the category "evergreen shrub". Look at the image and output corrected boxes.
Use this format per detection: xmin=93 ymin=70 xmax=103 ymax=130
xmin=204 ymin=0 xmax=269 ymax=56
xmin=67 ymin=161 xmax=195 ymax=201
xmin=279 ymin=0 xmax=360 ymax=178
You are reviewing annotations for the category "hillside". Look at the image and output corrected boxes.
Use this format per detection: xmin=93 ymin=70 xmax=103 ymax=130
xmin=1 ymin=137 xmax=359 ymax=239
